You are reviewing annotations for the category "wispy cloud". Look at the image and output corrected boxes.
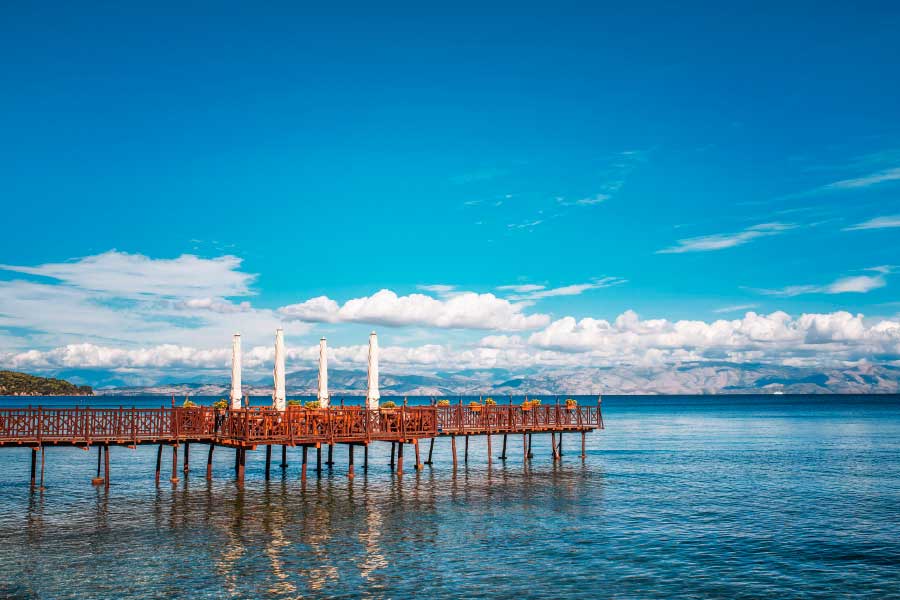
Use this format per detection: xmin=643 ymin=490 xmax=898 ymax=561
xmin=844 ymin=215 xmax=900 ymax=231
xmin=449 ymin=167 xmax=509 ymax=185
xmin=713 ymin=303 xmax=759 ymax=314
xmin=557 ymin=193 xmax=610 ymax=207
xmin=657 ymin=223 xmax=795 ymax=254
xmin=499 ymin=278 xmax=626 ymax=301
xmin=820 ymin=167 xmax=900 ymax=191
xmin=757 ymin=268 xmax=891 ymax=297
xmin=507 ymin=219 xmax=543 ymax=230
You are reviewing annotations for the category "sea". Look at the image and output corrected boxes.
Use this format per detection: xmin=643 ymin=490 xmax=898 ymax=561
xmin=1 ymin=394 xmax=899 ymax=599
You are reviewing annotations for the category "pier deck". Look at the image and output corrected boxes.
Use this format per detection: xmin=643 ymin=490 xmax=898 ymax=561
xmin=0 ymin=402 xmax=603 ymax=486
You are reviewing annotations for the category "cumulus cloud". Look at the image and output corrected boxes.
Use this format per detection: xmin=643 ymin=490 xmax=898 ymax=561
xmin=7 ymin=310 xmax=899 ymax=379
xmin=278 ymin=289 xmax=550 ymax=331
xmin=658 ymin=223 xmax=795 ymax=254
xmin=527 ymin=310 xmax=900 ymax=363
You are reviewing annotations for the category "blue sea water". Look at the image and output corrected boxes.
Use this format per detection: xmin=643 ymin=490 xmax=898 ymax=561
xmin=1 ymin=394 xmax=899 ymax=599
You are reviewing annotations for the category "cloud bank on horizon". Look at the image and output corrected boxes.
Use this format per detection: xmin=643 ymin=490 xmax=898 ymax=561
xmin=0 ymin=5 xmax=899 ymax=389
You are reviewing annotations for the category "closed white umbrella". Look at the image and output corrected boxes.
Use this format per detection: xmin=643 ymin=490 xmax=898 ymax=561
xmin=273 ymin=328 xmax=286 ymax=411
xmin=366 ymin=331 xmax=380 ymax=409
xmin=230 ymin=333 xmax=242 ymax=409
xmin=318 ymin=337 xmax=329 ymax=408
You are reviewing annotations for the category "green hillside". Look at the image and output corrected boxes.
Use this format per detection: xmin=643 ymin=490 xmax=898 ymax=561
xmin=0 ymin=370 xmax=93 ymax=396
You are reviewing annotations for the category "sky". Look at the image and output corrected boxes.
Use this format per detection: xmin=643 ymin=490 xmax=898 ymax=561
xmin=1 ymin=3 xmax=899 ymax=385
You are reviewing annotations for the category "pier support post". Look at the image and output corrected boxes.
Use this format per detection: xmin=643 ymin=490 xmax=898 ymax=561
xmin=581 ymin=431 xmax=586 ymax=459
xmin=301 ymin=446 xmax=308 ymax=482
xmin=155 ymin=444 xmax=162 ymax=483
xmin=451 ymin=436 xmax=457 ymax=470
xmin=281 ymin=445 xmax=288 ymax=469
xmin=39 ymin=447 xmax=45 ymax=489
xmin=316 ymin=445 xmax=322 ymax=475
xmin=551 ymin=433 xmax=558 ymax=460
xmin=104 ymin=444 xmax=110 ymax=488
xmin=464 ymin=435 xmax=469 ymax=464
xmin=183 ymin=442 xmax=190 ymax=473
xmin=559 ymin=433 xmax=563 ymax=457
xmin=92 ymin=445 xmax=104 ymax=485
xmin=390 ymin=443 xmax=396 ymax=471
xmin=523 ymin=433 xmax=527 ymax=463
xmin=327 ymin=443 xmax=334 ymax=468
xmin=413 ymin=438 xmax=422 ymax=471
xmin=528 ymin=434 xmax=533 ymax=458
xmin=170 ymin=445 xmax=179 ymax=483
xmin=236 ymin=448 xmax=245 ymax=483
xmin=364 ymin=444 xmax=369 ymax=471
xmin=487 ymin=434 xmax=492 ymax=465
xmin=501 ymin=434 xmax=507 ymax=460
xmin=30 ymin=448 xmax=37 ymax=489
xmin=265 ymin=445 xmax=272 ymax=480
xmin=397 ymin=442 xmax=404 ymax=475
xmin=425 ymin=438 xmax=434 ymax=465
xmin=207 ymin=444 xmax=214 ymax=480
xmin=348 ymin=445 xmax=355 ymax=479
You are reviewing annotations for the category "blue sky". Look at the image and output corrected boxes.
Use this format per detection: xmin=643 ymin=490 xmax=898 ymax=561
xmin=1 ymin=3 xmax=899 ymax=382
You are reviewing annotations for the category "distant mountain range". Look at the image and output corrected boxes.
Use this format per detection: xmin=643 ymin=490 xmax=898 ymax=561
xmin=83 ymin=362 xmax=900 ymax=397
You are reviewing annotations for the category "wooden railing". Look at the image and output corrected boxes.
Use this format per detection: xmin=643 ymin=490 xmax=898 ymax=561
xmin=0 ymin=403 xmax=601 ymax=446
xmin=437 ymin=403 xmax=602 ymax=434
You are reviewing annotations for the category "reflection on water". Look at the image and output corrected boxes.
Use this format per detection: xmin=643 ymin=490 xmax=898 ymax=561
xmin=3 ymin=395 xmax=900 ymax=598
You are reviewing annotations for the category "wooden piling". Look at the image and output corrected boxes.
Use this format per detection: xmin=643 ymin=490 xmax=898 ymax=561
xmin=265 ymin=444 xmax=272 ymax=480
xmin=451 ymin=436 xmax=457 ymax=469
xmin=528 ymin=433 xmax=534 ymax=458
xmin=464 ymin=435 xmax=469 ymax=464
xmin=397 ymin=442 xmax=404 ymax=475
xmin=487 ymin=434 xmax=492 ymax=465
xmin=581 ymin=431 xmax=586 ymax=459
xmin=559 ymin=432 xmax=563 ymax=457
xmin=364 ymin=444 xmax=369 ymax=471
xmin=281 ymin=445 xmax=288 ymax=469
xmin=425 ymin=438 xmax=434 ymax=465
xmin=39 ymin=446 xmax=45 ymax=489
xmin=390 ymin=442 xmax=396 ymax=470
xmin=170 ymin=445 xmax=179 ymax=483
xmin=183 ymin=442 xmax=190 ymax=473
xmin=92 ymin=445 xmax=104 ymax=485
xmin=327 ymin=443 xmax=334 ymax=467
xmin=104 ymin=443 xmax=110 ymax=488
xmin=348 ymin=444 xmax=355 ymax=478
xmin=501 ymin=434 xmax=507 ymax=460
xmin=551 ymin=432 xmax=558 ymax=460
xmin=155 ymin=444 xmax=162 ymax=483
xmin=523 ymin=433 xmax=527 ymax=463
xmin=301 ymin=445 xmax=308 ymax=481
xmin=236 ymin=448 xmax=245 ymax=483
xmin=30 ymin=448 xmax=37 ymax=489
xmin=413 ymin=438 xmax=422 ymax=471
xmin=316 ymin=445 xmax=322 ymax=475
xmin=206 ymin=444 xmax=214 ymax=480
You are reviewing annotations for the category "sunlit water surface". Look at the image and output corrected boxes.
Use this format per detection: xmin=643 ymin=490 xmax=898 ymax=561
xmin=2 ymin=395 xmax=900 ymax=599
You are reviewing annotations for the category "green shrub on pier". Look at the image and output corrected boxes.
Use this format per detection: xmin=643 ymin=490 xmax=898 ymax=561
xmin=304 ymin=400 xmax=320 ymax=409
xmin=484 ymin=397 xmax=496 ymax=405
xmin=182 ymin=399 xmax=199 ymax=408
xmin=565 ymin=398 xmax=578 ymax=407
xmin=381 ymin=400 xmax=397 ymax=408
xmin=436 ymin=399 xmax=450 ymax=406
xmin=213 ymin=399 xmax=227 ymax=409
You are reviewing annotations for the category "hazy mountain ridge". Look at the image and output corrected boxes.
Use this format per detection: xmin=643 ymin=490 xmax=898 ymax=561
xmin=89 ymin=363 xmax=900 ymax=397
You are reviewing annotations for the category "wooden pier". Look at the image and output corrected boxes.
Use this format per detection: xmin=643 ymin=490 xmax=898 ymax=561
xmin=0 ymin=400 xmax=603 ymax=487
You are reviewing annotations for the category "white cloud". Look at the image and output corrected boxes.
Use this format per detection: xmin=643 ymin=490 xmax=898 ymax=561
xmin=658 ymin=223 xmax=795 ymax=254
xmin=759 ymin=270 xmax=889 ymax=297
xmin=497 ymin=284 xmax=546 ymax=293
xmin=844 ymin=215 xmax=900 ymax=231
xmin=7 ymin=310 xmax=899 ymax=379
xmin=0 ymin=251 xmax=298 ymax=348
xmin=278 ymin=289 xmax=550 ymax=331
xmin=503 ymin=278 xmax=626 ymax=300
xmin=527 ymin=309 xmax=900 ymax=363
xmin=713 ymin=304 xmax=759 ymax=314
xmin=0 ymin=251 xmax=254 ymax=298
xmin=821 ymin=167 xmax=900 ymax=191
